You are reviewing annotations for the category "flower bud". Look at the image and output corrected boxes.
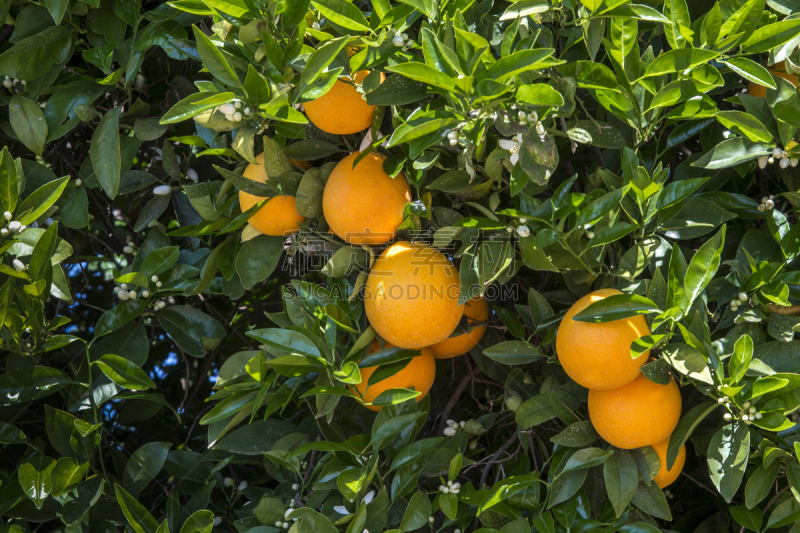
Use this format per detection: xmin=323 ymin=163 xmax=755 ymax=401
xmin=151 ymin=275 xmax=159 ymax=283
xmin=773 ymin=147 xmax=784 ymax=159
xmin=244 ymin=107 xmax=252 ymax=116
xmin=186 ymin=168 xmax=198 ymax=181
xmin=156 ymin=281 xmax=163 ymax=288
xmin=118 ymin=290 xmax=130 ymax=300
xmin=8 ymin=221 xmax=20 ymax=232
xmin=233 ymin=112 xmax=243 ymax=122
xmin=723 ymin=413 xmax=732 ymax=421
xmin=224 ymin=477 xmax=234 ymax=487
xmin=213 ymin=517 xmax=222 ymax=526
xmin=392 ymin=35 xmax=404 ymax=47
xmin=766 ymin=199 xmax=774 ymax=209
xmin=443 ymin=427 xmax=457 ymax=437
xmin=234 ymin=101 xmax=242 ymax=109
xmin=129 ymin=291 xmax=137 ymax=299
xmin=447 ymin=131 xmax=458 ymax=140
xmin=738 ymin=292 xmax=747 ymax=302
xmin=123 ymin=246 xmax=134 ymax=254
xmin=758 ymin=155 xmax=769 ymax=169
xmin=238 ymin=481 xmax=248 ymax=491
xmin=3 ymin=211 xmax=11 ymax=220
xmin=535 ymin=122 xmax=545 ymax=136
xmin=516 ymin=225 xmax=531 ymax=238
xmin=153 ymin=185 xmax=171 ymax=195
xmin=780 ymin=157 xmax=791 ymax=169
xmin=157 ymin=300 xmax=166 ymax=309
xmin=141 ymin=290 xmax=150 ymax=298
xmin=292 ymin=483 xmax=299 ymax=490
xmin=13 ymin=259 xmax=25 ymax=271
xmin=219 ymin=103 xmax=236 ymax=115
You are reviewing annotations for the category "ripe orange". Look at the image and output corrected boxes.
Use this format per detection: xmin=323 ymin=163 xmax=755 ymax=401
xmin=351 ymin=340 xmax=436 ymax=412
xmin=364 ymin=241 xmax=463 ymax=349
xmin=304 ymin=70 xmax=382 ymax=135
xmin=430 ymin=297 xmax=489 ymax=359
xmin=322 ymin=151 xmax=411 ymax=245
xmin=747 ymin=61 xmax=798 ymax=98
xmin=238 ymin=153 xmax=305 ymax=236
xmin=588 ymin=373 xmax=682 ymax=449
xmin=650 ymin=437 xmax=686 ymax=488
xmin=556 ymin=288 xmax=649 ymax=390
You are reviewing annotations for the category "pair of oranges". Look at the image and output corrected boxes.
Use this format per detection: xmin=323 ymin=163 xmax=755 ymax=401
xmin=557 ymin=288 xmax=685 ymax=488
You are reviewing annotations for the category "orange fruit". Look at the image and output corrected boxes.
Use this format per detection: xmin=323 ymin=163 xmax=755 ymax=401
xmin=430 ymin=297 xmax=489 ymax=359
xmin=304 ymin=70 xmax=382 ymax=135
xmin=289 ymin=159 xmax=312 ymax=170
xmin=351 ymin=340 xmax=436 ymax=412
xmin=747 ymin=61 xmax=798 ymax=98
xmin=650 ymin=437 xmax=686 ymax=488
xmin=322 ymin=151 xmax=411 ymax=245
xmin=364 ymin=241 xmax=463 ymax=349
xmin=238 ymin=153 xmax=306 ymax=236
xmin=556 ymin=288 xmax=649 ymax=390
xmin=588 ymin=373 xmax=682 ymax=449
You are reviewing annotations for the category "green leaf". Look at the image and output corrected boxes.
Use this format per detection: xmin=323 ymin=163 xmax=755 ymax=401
xmin=742 ymin=19 xmax=800 ymax=53
xmin=91 ymin=107 xmax=122 ymax=198
xmin=214 ymin=419 xmax=306 ymax=454
xmin=18 ymin=457 xmax=55 ymax=509
xmin=575 ymin=186 xmax=629 ymax=228
xmin=155 ymin=305 xmax=226 ymax=357
xmin=0 ymin=366 xmax=71 ymax=403
xmin=573 ymin=294 xmax=659 ymax=322
xmin=731 ymin=506 xmax=763 ymax=532
xmin=716 ymin=111 xmax=772 ymax=143
xmin=483 ymin=341 xmax=545 ymax=365
xmin=140 ymin=246 xmax=179 ymax=278
xmin=767 ymin=497 xmax=800 ymax=529
xmin=730 ymin=334 xmax=753 ymax=384
xmin=563 ymin=448 xmax=613 ymax=472
xmin=115 ymin=483 xmax=160 ymax=533
xmin=235 ymin=235 xmax=284 ymax=289
xmin=0 ymin=26 xmax=73 ymax=80
xmin=50 ymin=457 xmax=89 ymax=497
xmin=707 ymin=423 xmax=750 ymax=503
xmin=487 ymin=49 xmax=560 ymax=82
xmin=691 ymin=137 xmax=770 ymax=169
xmin=630 ymin=481 xmax=671 ymax=520
xmin=311 ymin=0 xmax=370 ymax=31
xmin=15 ymin=176 xmax=69 ymax=225
xmin=28 ymin=221 xmax=58 ymax=281
xmin=95 ymin=300 xmax=148 ymax=338
xmin=293 ymin=36 xmax=349 ymax=101
xmin=744 ymin=462 xmax=779 ymax=509
xmin=9 ymin=95 xmax=47 ymax=156
xmin=399 ymin=491 xmax=432 ymax=532
xmin=366 ymin=75 xmax=429 ymax=106
xmin=641 ymin=48 xmax=719 ymax=78
xmin=516 ymin=84 xmax=565 ymax=106
xmin=191 ymin=26 xmax=239 ymax=87
xmin=683 ymin=225 xmax=726 ymax=308
xmin=604 ymin=448 xmax=638 ymax=517
xmin=123 ymin=441 xmax=171 ymax=495
xmin=160 ymin=92 xmax=236 ymax=124
xmin=180 ymin=510 xmax=214 ymax=533
xmin=385 ymin=62 xmax=455 ymax=91
xmin=95 ymin=354 xmax=156 ymax=391
xmin=722 ymin=58 xmax=776 ymax=89
xmin=0 ymin=147 xmax=18 ymax=212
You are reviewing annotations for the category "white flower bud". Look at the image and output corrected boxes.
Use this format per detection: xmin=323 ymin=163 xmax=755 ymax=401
xmin=12 ymin=259 xmax=25 ymax=271
xmin=773 ymin=147 xmax=784 ymax=159
xmin=123 ymin=246 xmax=133 ymax=254
xmin=758 ymin=155 xmax=769 ymax=169
xmin=756 ymin=412 xmax=763 ymax=419
xmin=447 ymin=131 xmax=458 ymax=140
xmin=18 ymin=225 xmax=25 ymax=233
xmin=224 ymin=113 xmax=234 ymax=121
xmin=234 ymin=101 xmax=242 ymax=109
xmin=402 ymin=33 xmax=408 ymax=40
xmin=529 ymin=111 xmax=538 ymax=122
xmin=780 ymin=157 xmax=791 ymax=169
xmin=443 ymin=427 xmax=457 ymax=437
xmin=118 ymin=290 xmax=130 ymax=300
xmin=758 ymin=204 xmax=766 ymax=212
xmin=2 ymin=80 xmax=11 ymax=88
xmin=743 ymin=401 xmax=750 ymax=409
xmin=447 ymin=480 xmax=453 ymax=486
xmin=213 ymin=517 xmax=222 ymax=526
xmin=141 ymin=290 xmax=150 ymax=298
xmin=459 ymin=420 xmax=466 ymax=428
xmin=441 ymin=487 xmax=449 ymax=493
xmin=429 ymin=517 xmax=434 ymax=523
xmin=792 ymin=158 xmax=799 ymax=167
xmin=518 ymin=110 xmax=527 ymax=122
xmin=153 ymin=185 xmax=171 ymax=195
xmin=129 ymin=291 xmax=137 ymax=299
xmin=0 ymin=229 xmax=7 ymax=237
xmin=742 ymin=414 xmax=749 ymax=421
xmin=275 ymin=522 xmax=282 ymax=528
xmin=516 ymin=225 xmax=531 ymax=238
xmin=749 ymin=407 xmax=756 ymax=414
xmin=151 ymin=275 xmax=159 ymax=283
xmin=120 ymin=284 xmax=128 ymax=290
xmin=283 ymin=523 xmax=289 ymax=529
xmin=186 ymin=168 xmax=198 ymax=181
xmin=449 ymin=138 xmax=458 ymax=146
xmin=244 ymin=107 xmax=252 ymax=116
xmin=3 ymin=211 xmax=11 ymax=220
xmin=723 ymin=413 xmax=732 ymax=421
xmin=718 ymin=397 xmax=725 ymax=404
xmin=766 ymin=199 xmax=774 ymax=209
xmin=156 ymin=281 xmax=163 ymax=288
xmin=312 ymin=22 xmax=320 ymax=30
xmin=769 ymin=157 xmax=775 ymax=164
xmin=738 ymin=292 xmax=747 ymax=302
xmin=586 ymin=231 xmax=595 ymax=239
xmin=113 ymin=286 xmax=121 ymax=294
xmin=392 ymin=35 xmax=404 ymax=47
xmin=233 ymin=112 xmax=243 ymax=122
xmin=292 ymin=483 xmax=299 ymax=490
xmin=75 ymin=178 xmax=82 ymax=187
xmin=219 ymin=103 xmax=236 ymax=115
xmin=224 ymin=477 xmax=234 ymax=487
xmin=535 ymin=122 xmax=545 ymax=136
xmin=468 ymin=441 xmax=477 ymax=449
xmin=238 ymin=481 xmax=248 ymax=491
xmin=157 ymin=300 xmax=166 ymax=309
xmin=731 ymin=304 xmax=738 ymax=311
xmin=8 ymin=221 xmax=20 ymax=232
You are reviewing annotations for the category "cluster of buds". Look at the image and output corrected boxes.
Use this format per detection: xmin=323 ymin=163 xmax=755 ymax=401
xmin=758 ymin=147 xmax=798 ymax=170
xmin=758 ymin=195 xmax=775 ymax=212
xmin=3 ymin=76 xmax=25 ymax=93
xmin=273 ymin=521 xmax=291 ymax=529
xmin=446 ymin=130 xmax=461 ymax=146
xmin=391 ymin=30 xmax=414 ymax=50
xmin=1 ymin=211 xmax=26 ymax=238
xmin=730 ymin=291 xmax=748 ymax=312
xmin=718 ymin=395 xmax=762 ymax=424
xmin=443 ymin=419 xmax=465 ymax=437
xmin=151 ymin=275 xmax=163 ymax=288
xmin=518 ymin=110 xmax=545 ymax=136
xmin=438 ymin=480 xmax=461 ymax=494
xmin=216 ymin=101 xmax=252 ymax=122
xmin=114 ymin=283 xmax=151 ymax=301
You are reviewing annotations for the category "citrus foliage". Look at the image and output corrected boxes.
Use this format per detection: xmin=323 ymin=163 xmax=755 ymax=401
xmin=4 ymin=0 xmax=800 ymax=532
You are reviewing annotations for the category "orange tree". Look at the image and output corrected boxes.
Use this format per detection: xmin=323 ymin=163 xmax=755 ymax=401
xmin=4 ymin=0 xmax=800 ymax=532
